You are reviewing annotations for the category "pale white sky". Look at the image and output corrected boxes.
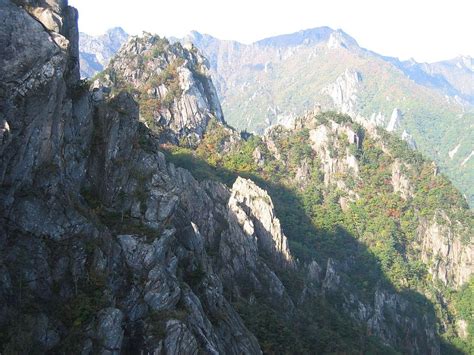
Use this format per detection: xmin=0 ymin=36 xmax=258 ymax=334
xmin=69 ymin=0 xmax=474 ymax=63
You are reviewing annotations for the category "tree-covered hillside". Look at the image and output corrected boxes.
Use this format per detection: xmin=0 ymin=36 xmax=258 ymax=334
xmin=3 ymin=2 xmax=472 ymax=353
xmin=94 ymin=32 xmax=473 ymax=352
xmin=162 ymin=111 xmax=473 ymax=353
xmin=188 ymin=29 xmax=474 ymax=208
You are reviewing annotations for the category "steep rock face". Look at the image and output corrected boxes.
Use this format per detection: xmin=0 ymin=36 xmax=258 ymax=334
xmin=267 ymin=112 xmax=361 ymax=196
xmin=326 ymin=29 xmax=360 ymax=50
xmin=449 ymin=143 xmax=461 ymax=159
xmin=0 ymin=2 xmax=288 ymax=353
xmin=307 ymin=119 xmax=360 ymax=190
xmin=99 ymin=33 xmax=224 ymax=143
xmin=15 ymin=0 xmax=80 ymax=84
xmin=461 ymin=151 xmax=473 ymax=167
xmin=391 ymin=159 xmax=413 ymax=200
xmin=322 ymin=69 xmax=361 ymax=116
xmin=173 ymin=178 xmax=295 ymax=314
xmin=0 ymin=0 xmax=79 ymax=203
xmin=401 ymin=129 xmax=417 ymax=149
xmin=265 ymin=112 xmax=364 ymax=212
xmin=228 ymin=177 xmax=294 ymax=266
xmin=417 ymin=213 xmax=473 ymax=287
xmin=386 ymin=108 xmax=402 ymax=132
xmin=322 ymin=258 xmax=440 ymax=354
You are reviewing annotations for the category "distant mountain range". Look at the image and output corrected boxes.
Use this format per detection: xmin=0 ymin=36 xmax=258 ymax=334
xmin=79 ymin=27 xmax=129 ymax=78
xmin=385 ymin=55 xmax=474 ymax=105
xmin=79 ymin=27 xmax=474 ymax=206
xmin=3 ymin=2 xmax=473 ymax=352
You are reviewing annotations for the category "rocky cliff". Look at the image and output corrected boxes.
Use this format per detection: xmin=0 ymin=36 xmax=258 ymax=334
xmin=229 ymin=177 xmax=294 ymax=266
xmin=417 ymin=212 xmax=473 ymax=287
xmin=0 ymin=2 xmax=377 ymax=353
xmin=0 ymin=1 xmax=271 ymax=353
xmin=96 ymin=33 xmax=224 ymax=144
xmin=78 ymin=27 xmax=474 ymax=207
xmin=1 ymin=1 xmax=472 ymax=353
xmin=187 ymin=28 xmax=474 ymax=208
xmin=166 ymin=106 xmax=472 ymax=351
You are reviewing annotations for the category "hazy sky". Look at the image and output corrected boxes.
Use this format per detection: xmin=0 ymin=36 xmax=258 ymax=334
xmin=69 ymin=0 xmax=474 ymax=63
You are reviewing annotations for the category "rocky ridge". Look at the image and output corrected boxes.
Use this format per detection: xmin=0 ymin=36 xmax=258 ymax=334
xmin=97 ymin=33 xmax=224 ymax=144
xmin=167 ymin=105 xmax=473 ymax=351
xmin=0 ymin=1 xmax=277 ymax=353
xmin=1 ymin=1 xmax=472 ymax=353
xmin=186 ymin=28 xmax=474 ymax=208
xmin=261 ymin=110 xmax=472 ymax=284
xmin=77 ymin=27 xmax=474 ymax=207
xmin=94 ymin=26 xmax=472 ymax=351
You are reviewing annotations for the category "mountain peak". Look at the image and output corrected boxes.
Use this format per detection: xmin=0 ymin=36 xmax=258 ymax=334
xmin=327 ymin=29 xmax=359 ymax=49
xmin=255 ymin=26 xmax=333 ymax=47
xmin=98 ymin=33 xmax=225 ymax=142
xmin=79 ymin=27 xmax=129 ymax=77
xmin=106 ymin=26 xmax=128 ymax=37
xmin=454 ymin=55 xmax=473 ymax=71
xmin=185 ymin=30 xmax=223 ymax=46
xmin=254 ymin=27 xmax=359 ymax=48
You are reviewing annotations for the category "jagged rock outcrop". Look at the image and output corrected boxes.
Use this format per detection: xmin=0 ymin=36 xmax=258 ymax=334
xmin=98 ymin=33 xmax=224 ymax=143
xmin=391 ymin=159 xmax=413 ymax=200
xmin=369 ymin=111 xmax=387 ymax=127
xmin=322 ymin=69 xmax=361 ymax=116
xmin=1 ymin=2 xmax=471 ymax=353
xmin=417 ymin=212 xmax=473 ymax=287
xmin=449 ymin=143 xmax=461 ymax=159
xmin=228 ymin=177 xmax=294 ymax=266
xmin=326 ymin=30 xmax=359 ymax=50
xmin=401 ymin=129 xmax=417 ymax=149
xmin=322 ymin=258 xmax=440 ymax=354
xmin=386 ymin=108 xmax=402 ymax=132
xmin=461 ymin=151 xmax=473 ymax=167
xmin=13 ymin=0 xmax=80 ymax=84
xmin=307 ymin=119 xmax=360 ymax=190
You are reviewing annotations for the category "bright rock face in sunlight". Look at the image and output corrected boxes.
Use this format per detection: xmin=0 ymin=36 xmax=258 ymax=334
xmin=0 ymin=1 xmax=472 ymax=354
xmin=186 ymin=29 xmax=474 ymax=208
xmin=80 ymin=26 xmax=474 ymax=207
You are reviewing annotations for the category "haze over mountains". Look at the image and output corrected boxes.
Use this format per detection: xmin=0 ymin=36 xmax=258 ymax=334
xmin=80 ymin=27 xmax=473 ymax=207
xmin=2 ymin=1 xmax=472 ymax=353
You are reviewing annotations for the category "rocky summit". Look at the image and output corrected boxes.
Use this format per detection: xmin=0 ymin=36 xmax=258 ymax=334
xmin=0 ymin=1 xmax=473 ymax=354
xmin=186 ymin=29 xmax=474 ymax=208
xmin=95 ymin=33 xmax=225 ymax=144
xmin=78 ymin=27 xmax=474 ymax=208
